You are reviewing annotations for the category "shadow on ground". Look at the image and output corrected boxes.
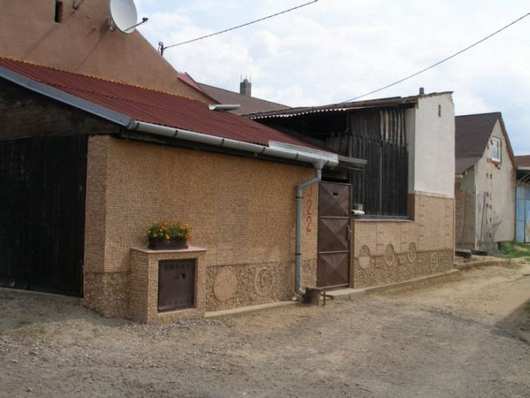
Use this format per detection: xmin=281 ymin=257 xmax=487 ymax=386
xmin=496 ymin=298 xmax=530 ymax=344
xmin=0 ymin=289 xmax=125 ymax=339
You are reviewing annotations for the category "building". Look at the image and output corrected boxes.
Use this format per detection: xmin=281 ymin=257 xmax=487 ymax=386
xmin=0 ymin=0 xmax=210 ymax=102
xmin=0 ymin=0 xmax=457 ymax=321
xmin=455 ymin=113 xmax=516 ymax=251
xmin=247 ymin=93 xmax=456 ymax=288
xmin=0 ymin=57 xmax=365 ymax=321
xmin=516 ymin=155 xmax=530 ymax=243
xmin=197 ymin=78 xmax=289 ymax=115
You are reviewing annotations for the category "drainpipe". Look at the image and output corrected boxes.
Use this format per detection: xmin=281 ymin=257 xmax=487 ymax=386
xmin=295 ymin=160 xmax=325 ymax=297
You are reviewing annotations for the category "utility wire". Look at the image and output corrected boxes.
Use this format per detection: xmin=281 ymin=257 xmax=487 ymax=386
xmin=159 ymin=0 xmax=318 ymax=55
xmin=340 ymin=12 xmax=530 ymax=103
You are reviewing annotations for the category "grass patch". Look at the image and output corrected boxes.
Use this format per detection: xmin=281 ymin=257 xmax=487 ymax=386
xmin=499 ymin=242 xmax=530 ymax=259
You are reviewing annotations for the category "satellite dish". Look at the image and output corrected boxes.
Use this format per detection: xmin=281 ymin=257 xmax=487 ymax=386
xmin=109 ymin=0 xmax=138 ymax=34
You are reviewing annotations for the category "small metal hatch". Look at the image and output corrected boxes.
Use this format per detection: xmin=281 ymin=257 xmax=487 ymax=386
xmin=158 ymin=260 xmax=196 ymax=312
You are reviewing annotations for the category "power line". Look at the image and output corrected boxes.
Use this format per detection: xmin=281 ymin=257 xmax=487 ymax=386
xmin=340 ymin=12 xmax=530 ymax=103
xmin=159 ymin=0 xmax=319 ymax=55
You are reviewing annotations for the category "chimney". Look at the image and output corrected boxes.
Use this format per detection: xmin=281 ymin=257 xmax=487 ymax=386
xmin=240 ymin=78 xmax=252 ymax=97
xmin=419 ymin=87 xmax=425 ymax=96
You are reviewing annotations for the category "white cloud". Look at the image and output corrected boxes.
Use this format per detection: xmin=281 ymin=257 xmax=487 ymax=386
xmin=137 ymin=0 xmax=530 ymax=153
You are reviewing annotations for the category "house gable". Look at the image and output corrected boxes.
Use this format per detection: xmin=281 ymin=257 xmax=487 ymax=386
xmin=0 ymin=0 xmax=210 ymax=102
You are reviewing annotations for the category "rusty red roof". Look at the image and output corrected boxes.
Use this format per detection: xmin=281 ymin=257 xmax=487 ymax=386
xmin=0 ymin=57 xmax=310 ymax=148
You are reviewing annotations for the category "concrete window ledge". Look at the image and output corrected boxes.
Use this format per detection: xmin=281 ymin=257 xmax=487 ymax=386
xmin=128 ymin=246 xmax=207 ymax=324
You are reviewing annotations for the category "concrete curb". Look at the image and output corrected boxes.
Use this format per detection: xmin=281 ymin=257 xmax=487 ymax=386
xmin=326 ymin=269 xmax=462 ymax=300
xmin=455 ymin=258 xmax=512 ymax=271
xmin=204 ymin=301 xmax=296 ymax=319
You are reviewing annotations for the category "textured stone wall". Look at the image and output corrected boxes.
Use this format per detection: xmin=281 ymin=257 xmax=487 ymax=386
xmin=83 ymin=136 xmax=318 ymax=316
xmin=352 ymin=193 xmax=454 ymax=288
xmin=128 ymin=248 xmax=207 ymax=323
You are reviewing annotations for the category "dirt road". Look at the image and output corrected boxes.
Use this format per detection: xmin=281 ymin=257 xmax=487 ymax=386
xmin=1 ymin=261 xmax=529 ymax=397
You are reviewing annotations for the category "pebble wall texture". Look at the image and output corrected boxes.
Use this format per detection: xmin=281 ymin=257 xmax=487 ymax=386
xmin=83 ymin=136 xmax=319 ymax=316
xmin=352 ymin=193 xmax=455 ymax=288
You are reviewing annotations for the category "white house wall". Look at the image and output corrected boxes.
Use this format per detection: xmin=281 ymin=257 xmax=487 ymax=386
xmin=474 ymin=121 xmax=515 ymax=246
xmin=407 ymin=94 xmax=455 ymax=198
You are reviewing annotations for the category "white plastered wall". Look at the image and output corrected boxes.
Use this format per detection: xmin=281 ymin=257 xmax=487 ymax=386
xmin=406 ymin=94 xmax=455 ymax=198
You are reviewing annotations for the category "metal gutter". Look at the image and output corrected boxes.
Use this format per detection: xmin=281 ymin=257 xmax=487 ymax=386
xmin=295 ymin=161 xmax=324 ymax=295
xmin=130 ymin=121 xmax=340 ymax=167
xmin=0 ymin=66 xmax=132 ymax=127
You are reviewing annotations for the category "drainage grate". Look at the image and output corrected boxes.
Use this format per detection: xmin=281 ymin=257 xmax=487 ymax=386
xmin=158 ymin=260 xmax=196 ymax=312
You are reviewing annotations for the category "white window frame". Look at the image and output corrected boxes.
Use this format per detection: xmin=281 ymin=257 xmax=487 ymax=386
xmin=490 ymin=137 xmax=502 ymax=163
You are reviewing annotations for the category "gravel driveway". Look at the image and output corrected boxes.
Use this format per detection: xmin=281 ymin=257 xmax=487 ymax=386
xmin=1 ymin=261 xmax=529 ymax=398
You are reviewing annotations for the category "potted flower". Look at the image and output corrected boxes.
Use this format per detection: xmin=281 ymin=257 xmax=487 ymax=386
xmin=147 ymin=222 xmax=191 ymax=250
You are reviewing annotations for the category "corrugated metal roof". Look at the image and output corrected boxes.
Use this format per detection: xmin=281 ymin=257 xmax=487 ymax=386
xmin=247 ymin=96 xmax=421 ymax=120
xmin=0 ymin=57 xmax=311 ymax=148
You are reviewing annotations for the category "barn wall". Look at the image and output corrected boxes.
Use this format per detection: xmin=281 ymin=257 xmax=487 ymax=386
xmin=83 ymin=136 xmax=319 ymax=317
xmin=0 ymin=0 xmax=209 ymax=102
xmin=352 ymin=93 xmax=455 ymax=287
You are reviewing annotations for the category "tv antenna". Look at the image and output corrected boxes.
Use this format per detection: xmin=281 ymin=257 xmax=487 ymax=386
xmin=109 ymin=0 xmax=148 ymax=34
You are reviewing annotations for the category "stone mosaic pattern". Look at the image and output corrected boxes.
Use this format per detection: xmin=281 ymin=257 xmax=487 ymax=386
xmin=352 ymin=194 xmax=455 ymax=289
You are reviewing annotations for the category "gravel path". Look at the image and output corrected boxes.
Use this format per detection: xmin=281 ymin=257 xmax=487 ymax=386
xmin=1 ymin=261 xmax=529 ymax=398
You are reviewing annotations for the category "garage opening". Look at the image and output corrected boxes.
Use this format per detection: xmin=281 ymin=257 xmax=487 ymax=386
xmin=0 ymin=135 xmax=87 ymax=297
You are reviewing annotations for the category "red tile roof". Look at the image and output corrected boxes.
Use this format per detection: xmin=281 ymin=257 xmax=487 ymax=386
xmin=0 ymin=57 xmax=310 ymax=148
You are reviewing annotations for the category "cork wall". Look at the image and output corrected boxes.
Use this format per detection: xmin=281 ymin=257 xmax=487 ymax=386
xmin=84 ymin=136 xmax=318 ymax=317
xmin=352 ymin=193 xmax=454 ymax=288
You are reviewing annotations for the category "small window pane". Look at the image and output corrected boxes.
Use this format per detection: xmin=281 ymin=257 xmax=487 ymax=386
xmin=490 ymin=137 xmax=501 ymax=162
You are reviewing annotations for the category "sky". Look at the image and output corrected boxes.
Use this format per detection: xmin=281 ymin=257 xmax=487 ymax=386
xmin=135 ymin=0 xmax=530 ymax=154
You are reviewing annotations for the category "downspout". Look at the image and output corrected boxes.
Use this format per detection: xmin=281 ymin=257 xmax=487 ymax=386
xmin=295 ymin=160 xmax=325 ymax=296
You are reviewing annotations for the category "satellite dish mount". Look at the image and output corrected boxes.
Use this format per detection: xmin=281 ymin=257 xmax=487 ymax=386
xmin=109 ymin=0 xmax=148 ymax=34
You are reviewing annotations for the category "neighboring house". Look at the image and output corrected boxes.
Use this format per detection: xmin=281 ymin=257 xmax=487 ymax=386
xmin=0 ymin=57 xmax=363 ymax=321
xmin=0 ymin=0 xmax=211 ymax=102
xmin=455 ymin=113 xmax=516 ymax=251
xmin=247 ymin=92 xmax=456 ymax=289
xmin=198 ymin=78 xmax=289 ymax=115
xmin=515 ymin=155 xmax=530 ymax=243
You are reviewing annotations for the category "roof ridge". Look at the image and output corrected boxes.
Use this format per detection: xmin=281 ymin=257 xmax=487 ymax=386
xmin=0 ymin=55 xmax=202 ymax=102
xmin=456 ymin=111 xmax=501 ymax=118
xmin=198 ymin=81 xmax=288 ymax=107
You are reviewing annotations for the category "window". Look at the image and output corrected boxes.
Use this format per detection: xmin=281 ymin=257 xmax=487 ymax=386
xmin=490 ymin=137 xmax=502 ymax=162
xmin=54 ymin=1 xmax=63 ymax=23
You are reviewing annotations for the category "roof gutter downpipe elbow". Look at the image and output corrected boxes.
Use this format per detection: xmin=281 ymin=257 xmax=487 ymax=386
xmin=295 ymin=160 xmax=324 ymax=298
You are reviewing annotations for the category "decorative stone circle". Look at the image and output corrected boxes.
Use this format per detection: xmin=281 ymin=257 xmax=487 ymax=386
xmin=254 ymin=267 xmax=273 ymax=296
xmin=213 ymin=268 xmax=238 ymax=302
xmin=358 ymin=245 xmax=372 ymax=270
xmin=430 ymin=252 xmax=439 ymax=269
xmin=384 ymin=244 xmax=396 ymax=267
xmin=408 ymin=242 xmax=417 ymax=263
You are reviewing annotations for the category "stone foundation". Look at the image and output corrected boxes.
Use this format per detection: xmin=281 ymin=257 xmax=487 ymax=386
xmin=353 ymin=249 xmax=454 ymax=288
xmin=352 ymin=193 xmax=455 ymax=289
xmin=83 ymin=271 xmax=128 ymax=318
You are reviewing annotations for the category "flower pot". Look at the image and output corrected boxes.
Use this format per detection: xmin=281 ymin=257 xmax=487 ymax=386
xmin=148 ymin=238 xmax=188 ymax=251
